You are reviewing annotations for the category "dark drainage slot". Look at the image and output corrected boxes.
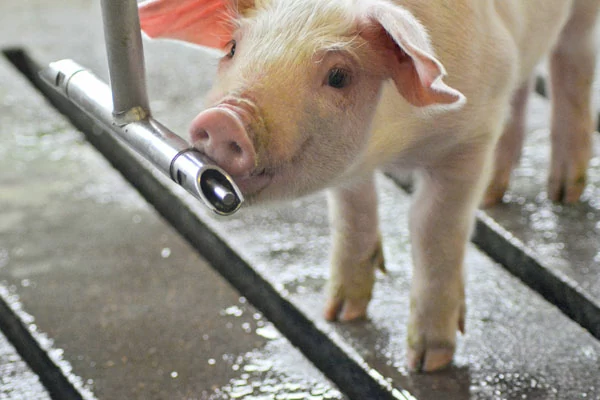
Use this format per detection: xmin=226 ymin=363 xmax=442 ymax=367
xmin=471 ymin=215 xmax=600 ymax=341
xmin=2 ymin=47 xmax=87 ymax=400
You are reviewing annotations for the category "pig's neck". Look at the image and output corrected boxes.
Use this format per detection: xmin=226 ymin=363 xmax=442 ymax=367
xmin=363 ymin=81 xmax=463 ymax=172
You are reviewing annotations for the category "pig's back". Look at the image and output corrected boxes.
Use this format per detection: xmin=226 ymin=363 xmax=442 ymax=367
xmin=369 ymin=0 xmax=571 ymax=168
xmin=398 ymin=0 xmax=574 ymax=88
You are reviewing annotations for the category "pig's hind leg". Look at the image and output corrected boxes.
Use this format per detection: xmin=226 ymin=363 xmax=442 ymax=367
xmin=548 ymin=0 xmax=599 ymax=203
xmin=482 ymin=78 xmax=532 ymax=207
xmin=324 ymin=175 xmax=385 ymax=322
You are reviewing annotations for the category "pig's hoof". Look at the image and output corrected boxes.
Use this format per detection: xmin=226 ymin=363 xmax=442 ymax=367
xmin=548 ymin=173 xmax=587 ymax=204
xmin=406 ymin=299 xmax=465 ymax=372
xmin=324 ymin=296 xmax=369 ymax=322
xmin=407 ymin=345 xmax=454 ymax=372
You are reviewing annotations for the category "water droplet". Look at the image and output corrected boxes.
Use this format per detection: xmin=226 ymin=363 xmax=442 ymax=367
xmin=229 ymin=386 xmax=252 ymax=398
xmin=223 ymin=305 xmax=243 ymax=317
xmin=256 ymin=325 xmax=280 ymax=340
xmin=243 ymin=359 xmax=272 ymax=372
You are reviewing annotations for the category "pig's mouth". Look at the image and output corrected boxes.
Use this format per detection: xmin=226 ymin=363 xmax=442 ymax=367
xmin=233 ymin=134 xmax=315 ymax=201
xmin=230 ymin=167 xmax=272 ymax=198
xmin=230 ymin=135 xmax=314 ymax=201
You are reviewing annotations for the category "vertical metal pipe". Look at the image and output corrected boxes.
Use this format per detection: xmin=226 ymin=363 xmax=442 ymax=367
xmin=100 ymin=0 xmax=150 ymax=121
xmin=85 ymin=0 xmax=243 ymax=214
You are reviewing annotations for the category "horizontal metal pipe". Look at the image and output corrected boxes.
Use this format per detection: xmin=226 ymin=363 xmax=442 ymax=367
xmin=39 ymin=59 xmax=243 ymax=215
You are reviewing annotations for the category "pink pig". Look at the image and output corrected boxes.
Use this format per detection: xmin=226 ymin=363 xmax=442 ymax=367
xmin=139 ymin=0 xmax=599 ymax=371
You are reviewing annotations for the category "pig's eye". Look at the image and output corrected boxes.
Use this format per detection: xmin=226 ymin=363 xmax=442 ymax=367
xmin=226 ymin=40 xmax=236 ymax=58
xmin=327 ymin=68 xmax=350 ymax=89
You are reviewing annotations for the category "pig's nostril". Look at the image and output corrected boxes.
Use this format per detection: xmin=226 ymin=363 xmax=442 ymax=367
xmin=229 ymin=141 xmax=243 ymax=155
xmin=190 ymin=107 xmax=255 ymax=176
xmin=193 ymin=129 xmax=209 ymax=142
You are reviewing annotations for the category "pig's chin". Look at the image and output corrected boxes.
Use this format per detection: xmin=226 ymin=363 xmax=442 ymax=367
xmin=232 ymin=167 xmax=307 ymax=204
xmin=231 ymin=171 xmax=272 ymax=200
xmin=234 ymin=165 xmax=340 ymax=205
xmin=232 ymin=139 xmax=349 ymax=204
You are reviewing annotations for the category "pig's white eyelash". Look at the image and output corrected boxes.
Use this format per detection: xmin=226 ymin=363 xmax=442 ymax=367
xmin=315 ymin=34 xmax=363 ymax=63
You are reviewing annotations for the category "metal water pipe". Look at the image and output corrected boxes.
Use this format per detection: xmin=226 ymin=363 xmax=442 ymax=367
xmin=38 ymin=0 xmax=243 ymax=215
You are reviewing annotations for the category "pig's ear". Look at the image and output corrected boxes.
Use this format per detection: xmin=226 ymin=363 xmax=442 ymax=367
xmin=363 ymin=3 xmax=465 ymax=108
xmin=139 ymin=0 xmax=254 ymax=49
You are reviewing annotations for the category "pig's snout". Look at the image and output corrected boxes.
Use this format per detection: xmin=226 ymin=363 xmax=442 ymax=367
xmin=190 ymin=108 xmax=256 ymax=177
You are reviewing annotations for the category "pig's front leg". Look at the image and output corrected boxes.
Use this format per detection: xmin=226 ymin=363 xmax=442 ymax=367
xmin=407 ymin=153 xmax=491 ymax=372
xmin=324 ymin=175 xmax=385 ymax=322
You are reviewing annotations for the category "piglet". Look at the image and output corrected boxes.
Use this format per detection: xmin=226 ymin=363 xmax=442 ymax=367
xmin=139 ymin=0 xmax=599 ymax=372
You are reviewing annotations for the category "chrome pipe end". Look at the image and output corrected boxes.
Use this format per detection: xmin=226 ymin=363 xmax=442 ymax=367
xmin=171 ymin=149 xmax=244 ymax=215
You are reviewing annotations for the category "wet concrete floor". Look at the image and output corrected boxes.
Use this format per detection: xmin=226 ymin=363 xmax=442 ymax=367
xmin=197 ymin=176 xmax=600 ymax=400
xmin=1 ymin=0 xmax=600 ymax=399
xmin=0 ymin=54 xmax=344 ymax=399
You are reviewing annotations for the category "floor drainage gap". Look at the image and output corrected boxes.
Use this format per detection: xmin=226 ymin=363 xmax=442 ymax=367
xmin=1 ymin=46 xmax=92 ymax=400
